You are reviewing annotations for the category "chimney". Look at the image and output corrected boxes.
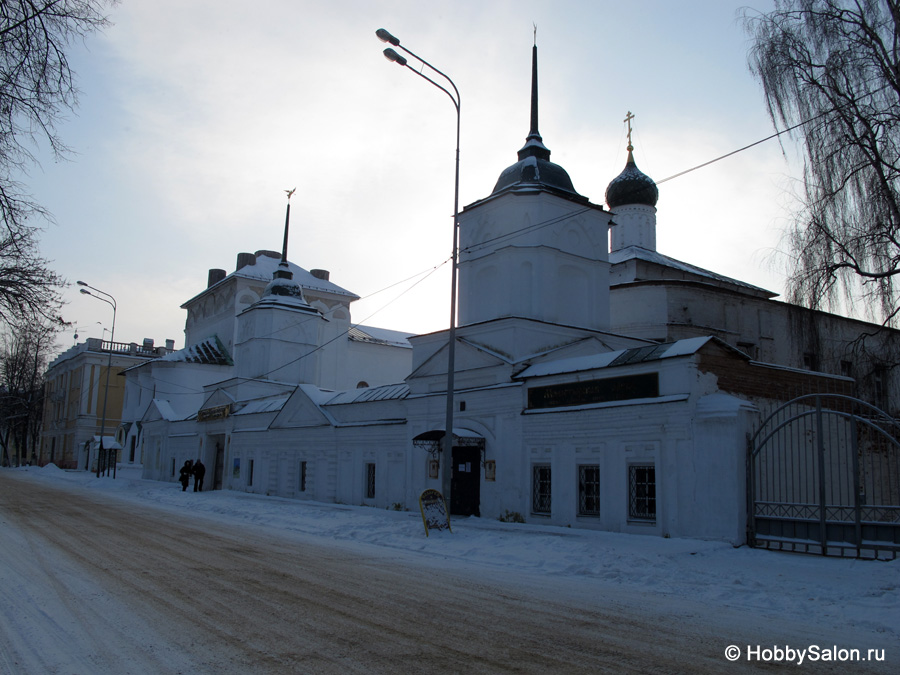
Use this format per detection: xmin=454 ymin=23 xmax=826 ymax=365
xmin=143 ymin=338 xmax=154 ymax=350
xmin=310 ymin=269 xmax=330 ymax=281
xmin=165 ymin=339 xmax=175 ymax=351
xmin=207 ymin=268 xmax=226 ymax=287
xmin=236 ymin=252 xmax=256 ymax=270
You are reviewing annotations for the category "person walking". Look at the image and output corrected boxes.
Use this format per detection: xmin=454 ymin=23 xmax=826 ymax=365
xmin=192 ymin=459 xmax=206 ymax=492
xmin=179 ymin=460 xmax=192 ymax=492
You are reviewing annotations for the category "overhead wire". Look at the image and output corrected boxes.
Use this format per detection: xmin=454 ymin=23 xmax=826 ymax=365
xmin=127 ymin=257 xmax=450 ymax=395
xmin=128 ymin=111 xmax=826 ymax=396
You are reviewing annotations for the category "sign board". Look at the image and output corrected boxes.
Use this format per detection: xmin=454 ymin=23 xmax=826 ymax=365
xmin=527 ymin=372 xmax=659 ymax=410
xmin=198 ymin=404 xmax=231 ymax=422
xmin=419 ymin=489 xmax=452 ymax=537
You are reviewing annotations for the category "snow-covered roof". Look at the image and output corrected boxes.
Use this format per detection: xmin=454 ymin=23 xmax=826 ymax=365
xmin=160 ymin=336 xmax=233 ymax=366
xmin=146 ymin=399 xmax=179 ymax=422
xmin=86 ymin=435 xmax=122 ymax=450
xmin=610 ymin=246 xmax=777 ymax=298
xmin=349 ymin=325 xmax=414 ymax=349
xmin=515 ymin=336 xmax=738 ymax=379
xmin=183 ymin=252 xmax=359 ymax=307
xmin=232 ymin=394 xmax=292 ymax=415
xmin=325 ymin=382 xmax=410 ymax=406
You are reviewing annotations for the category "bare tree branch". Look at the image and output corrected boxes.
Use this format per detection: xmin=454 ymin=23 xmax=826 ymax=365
xmin=745 ymin=0 xmax=900 ymax=325
xmin=0 ymin=0 xmax=116 ymax=325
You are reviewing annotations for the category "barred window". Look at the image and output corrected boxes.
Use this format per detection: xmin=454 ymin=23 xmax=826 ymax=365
xmin=628 ymin=464 xmax=656 ymax=521
xmin=578 ymin=464 xmax=600 ymax=516
xmin=366 ymin=462 xmax=376 ymax=499
xmin=532 ymin=464 xmax=551 ymax=514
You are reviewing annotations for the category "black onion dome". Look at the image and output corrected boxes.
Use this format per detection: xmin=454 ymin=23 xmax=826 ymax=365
xmin=605 ymin=149 xmax=658 ymax=208
xmin=491 ymin=141 xmax=580 ymax=196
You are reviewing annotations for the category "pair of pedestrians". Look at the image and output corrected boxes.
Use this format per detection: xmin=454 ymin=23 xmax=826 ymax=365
xmin=178 ymin=459 xmax=206 ymax=492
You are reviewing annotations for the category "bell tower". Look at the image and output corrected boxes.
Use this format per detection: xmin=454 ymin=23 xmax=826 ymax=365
xmin=234 ymin=190 xmax=326 ymax=384
xmin=457 ymin=44 xmax=612 ymax=332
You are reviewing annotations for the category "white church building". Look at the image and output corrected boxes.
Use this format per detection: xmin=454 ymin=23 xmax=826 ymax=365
xmin=120 ymin=47 xmax=898 ymax=549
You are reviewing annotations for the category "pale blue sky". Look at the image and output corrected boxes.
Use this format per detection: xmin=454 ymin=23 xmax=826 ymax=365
xmin=23 ymin=0 xmax=789 ymax=350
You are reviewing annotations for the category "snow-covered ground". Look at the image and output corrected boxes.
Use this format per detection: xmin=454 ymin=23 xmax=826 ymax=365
xmin=4 ymin=463 xmax=898 ymax=670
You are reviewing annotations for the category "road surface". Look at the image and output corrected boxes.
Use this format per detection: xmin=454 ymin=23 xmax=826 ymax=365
xmin=0 ymin=472 xmax=890 ymax=673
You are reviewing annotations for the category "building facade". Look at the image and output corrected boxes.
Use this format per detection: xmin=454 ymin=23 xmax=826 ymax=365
xmin=40 ymin=338 xmax=174 ymax=469
xmin=81 ymin=46 xmax=898 ymax=547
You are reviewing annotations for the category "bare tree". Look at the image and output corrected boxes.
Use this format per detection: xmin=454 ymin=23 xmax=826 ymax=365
xmin=0 ymin=318 xmax=58 ymax=466
xmin=744 ymin=0 xmax=900 ymax=325
xmin=1 ymin=1 xmax=117 ymax=324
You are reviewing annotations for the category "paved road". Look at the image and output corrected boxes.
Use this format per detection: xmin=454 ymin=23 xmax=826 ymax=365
xmin=0 ymin=472 xmax=889 ymax=674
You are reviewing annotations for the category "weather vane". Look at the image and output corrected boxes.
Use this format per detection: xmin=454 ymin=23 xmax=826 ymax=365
xmin=285 ymin=187 xmax=296 ymax=201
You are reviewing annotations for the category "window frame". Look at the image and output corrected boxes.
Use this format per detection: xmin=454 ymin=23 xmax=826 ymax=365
xmin=532 ymin=463 xmax=552 ymax=515
xmin=628 ymin=464 xmax=656 ymax=522
xmin=577 ymin=464 xmax=600 ymax=517
xmin=365 ymin=462 xmax=376 ymax=499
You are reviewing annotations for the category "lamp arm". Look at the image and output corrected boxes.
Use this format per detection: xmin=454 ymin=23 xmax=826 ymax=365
xmin=403 ymin=64 xmax=460 ymax=113
xmin=396 ymin=44 xmax=460 ymax=108
xmin=80 ymin=282 xmax=118 ymax=310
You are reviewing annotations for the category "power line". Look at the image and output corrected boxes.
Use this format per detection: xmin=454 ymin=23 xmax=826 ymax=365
xmin=126 ymin=111 xmax=826 ymax=395
xmin=127 ymin=258 xmax=450 ymax=394
xmin=655 ymin=113 xmax=821 ymax=185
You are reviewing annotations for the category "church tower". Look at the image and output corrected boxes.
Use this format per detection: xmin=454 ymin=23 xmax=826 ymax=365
xmin=456 ymin=44 xmax=612 ymax=333
xmin=234 ymin=193 xmax=326 ymax=384
xmin=606 ymin=113 xmax=659 ymax=252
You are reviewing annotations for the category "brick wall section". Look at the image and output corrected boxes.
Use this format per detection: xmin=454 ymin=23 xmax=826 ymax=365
xmin=698 ymin=350 xmax=855 ymax=403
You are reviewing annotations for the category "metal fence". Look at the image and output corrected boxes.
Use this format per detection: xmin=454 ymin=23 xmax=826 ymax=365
xmin=749 ymin=394 xmax=900 ymax=559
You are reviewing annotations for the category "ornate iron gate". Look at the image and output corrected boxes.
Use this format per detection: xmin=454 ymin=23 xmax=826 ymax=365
xmin=749 ymin=394 xmax=900 ymax=558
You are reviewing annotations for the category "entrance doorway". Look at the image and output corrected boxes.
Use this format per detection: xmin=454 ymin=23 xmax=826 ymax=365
xmin=209 ymin=436 xmax=225 ymax=490
xmin=450 ymin=446 xmax=481 ymax=517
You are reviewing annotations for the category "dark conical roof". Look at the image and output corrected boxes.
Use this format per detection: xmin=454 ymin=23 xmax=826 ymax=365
xmin=605 ymin=147 xmax=658 ymax=208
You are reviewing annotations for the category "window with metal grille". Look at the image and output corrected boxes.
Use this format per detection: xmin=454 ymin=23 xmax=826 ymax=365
xmin=532 ymin=464 xmax=551 ymax=514
xmin=628 ymin=464 xmax=656 ymax=521
xmin=578 ymin=464 xmax=600 ymax=516
xmin=366 ymin=462 xmax=376 ymax=499
xmin=874 ymin=366 xmax=889 ymax=410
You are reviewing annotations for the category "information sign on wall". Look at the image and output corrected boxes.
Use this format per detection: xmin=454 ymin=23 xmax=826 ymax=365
xmin=527 ymin=372 xmax=659 ymax=410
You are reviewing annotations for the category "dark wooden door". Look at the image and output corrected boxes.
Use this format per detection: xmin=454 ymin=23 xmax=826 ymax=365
xmin=450 ymin=447 xmax=481 ymax=517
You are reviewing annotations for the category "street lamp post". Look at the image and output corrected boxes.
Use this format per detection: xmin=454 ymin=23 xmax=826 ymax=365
xmin=376 ymin=29 xmax=460 ymax=501
xmin=77 ymin=281 xmax=117 ymax=478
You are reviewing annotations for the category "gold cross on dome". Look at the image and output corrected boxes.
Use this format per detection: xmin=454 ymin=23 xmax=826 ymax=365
xmin=624 ymin=111 xmax=635 ymax=147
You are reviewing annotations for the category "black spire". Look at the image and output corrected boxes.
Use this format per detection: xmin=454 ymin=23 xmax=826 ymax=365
xmin=487 ymin=39 xmax=584 ymax=201
xmin=262 ymin=189 xmax=308 ymax=302
xmin=273 ymin=189 xmax=296 ymax=282
xmin=517 ymin=44 xmax=551 ymax=162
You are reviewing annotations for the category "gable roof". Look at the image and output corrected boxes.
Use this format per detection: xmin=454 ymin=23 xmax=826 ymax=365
xmin=324 ymin=383 xmax=409 ymax=406
xmin=348 ymin=325 xmax=413 ymax=349
xmin=142 ymin=399 xmax=180 ymax=422
xmin=515 ymin=336 xmax=747 ymax=379
xmin=610 ymin=246 xmax=777 ymax=298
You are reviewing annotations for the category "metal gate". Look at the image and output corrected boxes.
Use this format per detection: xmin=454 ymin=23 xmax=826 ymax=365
xmin=749 ymin=394 xmax=900 ymax=558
